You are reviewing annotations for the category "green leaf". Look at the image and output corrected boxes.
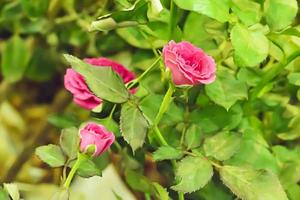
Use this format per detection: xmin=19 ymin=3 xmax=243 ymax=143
xmin=77 ymin=159 xmax=102 ymax=178
xmin=220 ymin=165 xmax=288 ymax=200
xmin=125 ymin=170 xmax=154 ymax=193
xmin=116 ymin=26 xmax=167 ymax=49
xmin=0 ymin=187 xmax=9 ymax=200
xmin=48 ymin=113 xmax=79 ymax=129
xmin=60 ymin=127 xmax=79 ymax=159
xmin=288 ymin=73 xmax=300 ymax=86
xmin=172 ymin=155 xmax=213 ymax=193
xmin=184 ymin=124 xmax=202 ymax=150
xmin=21 ymin=0 xmax=49 ymax=18
xmin=237 ymin=67 xmax=261 ymax=87
xmin=231 ymin=0 xmax=261 ymax=26
xmin=63 ymin=54 xmax=130 ymax=103
xmin=140 ymin=93 xmax=184 ymax=125
xmin=153 ymin=146 xmax=183 ymax=161
xmin=173 ymin=0 xmax=230 ymax=22
xmin=152 ymin=183 xmax=169 ymax=200
xmin=231 ymin=24 xmax=269 ymax=67
xmin=3 ymin=184 xmax=19 ymax=200
xmin=205 ymin=69 xmax=248 ymax=110
xmin=35 ymin=144 xmax=66 ymax=167
xmin=25 ymin=48 xmax=56 ymax=82
xmin=225 ymin=128 xmax=279 ymax=174
xmin=1 ymin=35 xmax=30 ymax=83
xmin=264 ymin=0 xmax=298 ymax=30
xmin=190 ymin=104 xmax=243 ymax=134
xmin=120 ymin=101 xmax=149 ymax=151
xmin=204 ymin=131 xmax=241 ymax=161
xmin=183 ymin=12 xmax=225 ymax=51
xmin=94 ymin=117 xmax=121 ymax=137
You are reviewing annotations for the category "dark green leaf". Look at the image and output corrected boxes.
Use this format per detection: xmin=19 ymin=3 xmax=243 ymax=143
xmin=1 ymin=35 xmax=30 ymax=83
xmin=120 ymin=101 xmax=149 ymax=151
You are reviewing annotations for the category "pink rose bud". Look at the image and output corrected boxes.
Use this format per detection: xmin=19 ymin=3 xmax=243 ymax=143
xmin=162 ymin=41 xmax=216 ymax=86
xmin=64 ymin=57 xmax=136 ymax=110
xmin=79 ymin=122 xmax=115 ymax=157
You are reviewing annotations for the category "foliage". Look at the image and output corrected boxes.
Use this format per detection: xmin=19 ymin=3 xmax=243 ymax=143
xmin=0 ymin=0 xmax=300 ymax=199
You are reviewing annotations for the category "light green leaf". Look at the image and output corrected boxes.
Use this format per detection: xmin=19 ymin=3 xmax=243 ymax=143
xmin=264 ymin=0 xmax=298 ymax=30
xmin=225 ymin=128 xmax=279 ymax=174
xmin=288 ymin=73 xmax=300 ymax=86
xmin=60 ymin=127 xmax=79 ymax=159
xmin=220 ymin=165 xmax=288 ymax=200
xmin=120 ymin=101 xmax=149 ymax=151
xmin=0 ymin=187 xmax=9 ymax=200
xmin=237 ymin=67 xmax=261 ymax=87
xmin=77 ymin=159 xmax=102 ymax=178
xmin=231 ymin=0 xmax=261 ymax=26
xmin=63 ymin=54 xmax=130 ymax=103
xmin=184 ymin=124 xmax=202 ymax=150
xmin=116 ymin=26 xmax=167 ymax=49
xmin=173 ymin=0 xmax=230 ymax=22
xmin=183 ymin=12 xmax=223 ymax=51
xmin=153 ymin=146 xmax=183 ymax=161
xmin=204 ymin=131 xmax=241 ymax=161
xmin=172 ymin=155 xmax=213 ymax=193
xmin=205 ymin=69 xmax=248 ymax=110
xmin=152 ymin=183 xmax=169 ymax=200
xmin=35 ymin=144 xmax=66 ymax=167
xmin=3 ymin=184 xmax=19 ymax=200
xmin=1 ymin=35 xmax=30 ymax=83
xmin=231 ymin=24 xmax=269 ymax=67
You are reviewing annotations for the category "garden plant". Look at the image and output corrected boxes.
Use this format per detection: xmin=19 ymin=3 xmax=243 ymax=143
xmin=1 ymin=0 xmax=300 ymax=200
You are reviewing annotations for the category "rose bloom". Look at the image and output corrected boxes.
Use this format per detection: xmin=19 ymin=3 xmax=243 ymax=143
xmin=64 ymin=57 xmax=136 ymax=110
xmin=79 ymin=122 xmax=115 ymax=157
xmin=162 ymin=41 xmax=216 ymax=86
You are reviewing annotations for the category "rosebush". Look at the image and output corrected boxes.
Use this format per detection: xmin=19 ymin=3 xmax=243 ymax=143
xmin=1 ymin=0 xmax=300 ymax=200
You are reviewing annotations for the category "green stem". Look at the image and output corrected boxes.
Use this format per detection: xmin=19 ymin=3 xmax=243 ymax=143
xmin=250 ymin=50 xmax=300 ymax=100
xmin=127 ymin=57 xmax=161 ymax=89
xmin=63 ymin=153 xmax=86 ymax=188
xmin=153 ymin=125 xmax=168 ymax=146
xmin=154 ymin=83 xmax=175 ymax=125
xmin=168 ymin=0 xmax=177 ymax=40
xmin=178 ymin=192 xmax=184 ymax=200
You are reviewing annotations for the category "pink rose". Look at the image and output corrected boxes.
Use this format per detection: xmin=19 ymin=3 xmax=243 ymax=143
xmin=64 ymin=57 xmax=136 ymax=110
xmin=162 ymin=41 xmax=216 ymax=86
xmin=79 ymin=122 xmax=115 ymax=157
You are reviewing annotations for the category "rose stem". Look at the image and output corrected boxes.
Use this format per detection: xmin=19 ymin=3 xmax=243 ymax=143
xmin=127 ymin=57 xmax=161 ymax=89
xmin=63 ymin=152 xmax=87 ymax=188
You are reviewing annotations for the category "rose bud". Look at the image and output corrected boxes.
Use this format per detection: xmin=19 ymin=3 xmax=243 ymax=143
xmin=64 ymin=57 xmax=136 ymax=110
xmin=162 ymin=41 xmax=216 ymax=86
xmin=79 ymin=122 xmax=115 ymax=157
